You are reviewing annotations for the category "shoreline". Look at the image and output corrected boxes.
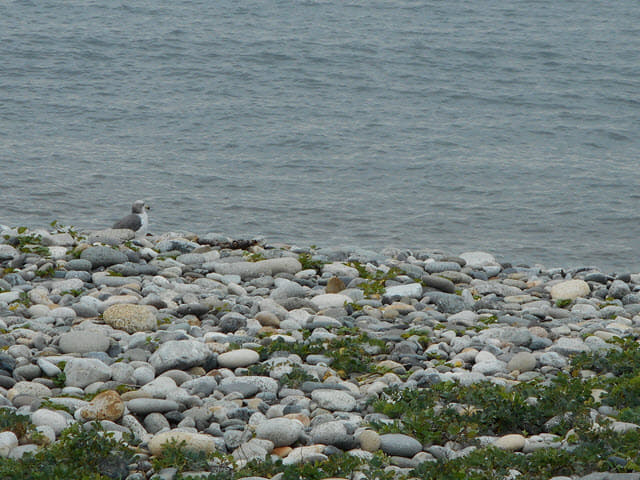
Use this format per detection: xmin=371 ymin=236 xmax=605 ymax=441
xmin=1 ymin=224 xmax=640 ymax=479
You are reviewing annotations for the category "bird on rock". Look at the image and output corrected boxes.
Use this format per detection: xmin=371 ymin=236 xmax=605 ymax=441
xmin=112 ymin=200 xmax=150 ymax=236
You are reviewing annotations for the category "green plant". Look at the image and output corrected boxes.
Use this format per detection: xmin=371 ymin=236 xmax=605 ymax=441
xmin=35 ymin=266 xmax=56 ymax=278
xmin=0 ymin=421 xmax=136 ymax=480
xmin=347 ymin=262 xmax=405 ymax=298
xmin=50 ymin=220 xmax=84 ymax=241
xmin=297 ymin=252 xmax=325 ymax=273
xmin=555 ymin=298 xmax=572 ymax=308
xmin=243 ymin=251 xmax=266 ymax=262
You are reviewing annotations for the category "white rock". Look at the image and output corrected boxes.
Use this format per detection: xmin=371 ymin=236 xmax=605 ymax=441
xmin=550 ymin=280 xmax=590 ymax=300
xmin=255 ymin=417 xmax=303 ymax=447
xmin=0 ymin=431 xmax=18 ymax=457
xmin=460 ymin=251 xmax=497 ymax=268
xmin=494 ymin=434 xmax=526 ymax=451
xmin=31 ymin=409 xmax=71 ymax=435
xmin=310 ymin=293 xmax=352 ymax=310
xmin=217 ymin=349 xmax=260 ymax=369
xmin=384 ymin=283 xmax=423 ymax=299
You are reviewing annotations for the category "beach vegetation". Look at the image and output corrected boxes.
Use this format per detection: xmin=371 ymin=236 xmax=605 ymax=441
xmin=297 ymin=251 xmax=325 ymax=273
xmin=347 ymin=261 xmax=405 ymax=298
xmin=0 ymin=419 xmax=136 ymax=480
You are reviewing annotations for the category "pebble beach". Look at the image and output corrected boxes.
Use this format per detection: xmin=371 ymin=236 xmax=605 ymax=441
xmin=1 ymin=224 xmax=640 ymax=480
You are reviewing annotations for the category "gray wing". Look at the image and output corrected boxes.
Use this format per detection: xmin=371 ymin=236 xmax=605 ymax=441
xmin=112 ymin=214 xmax=141 ymax=231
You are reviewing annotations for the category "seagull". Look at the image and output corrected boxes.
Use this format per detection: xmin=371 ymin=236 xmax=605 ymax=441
xmin=112 ymin=200 xmax=150 ymax=236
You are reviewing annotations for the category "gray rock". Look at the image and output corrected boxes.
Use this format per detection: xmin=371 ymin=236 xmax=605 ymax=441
xmin=149 ymin=340 xmax=212 ymax=373
xmin=126 ymin=398 xmax=180 ymax=415
xmin=507 ymin=352 xmax=537 ymax=372
xmin=80 ymin=246 xmax=129 ymax=268
xmin=550 ymin=337 xmax=589 ymax=356
xmin=255 ymin=418 xmax=303 ymax=447
xmin=424 ymin=292 xmax=467 ymax=314
xmin=210 ymin=258 xmax=302 ymax=280
xmin=424 ymin=261 xmax=461 ymax=273
xmin=58 ymin=331 xmax=110 ymax=354
xmin=66 ymin=259 xmax=93 ymax=271
xmin=422 ymin=274 xmax=456 ymax=294
xmin=64 ymin=358 xmax=112 ymax=388
xmin=311 ymin=389 xmax=357 ymax=412
xmin=379 ymin=433 xmax=423 ymax=457
xmin=608 ymin=280 xmax=631 ymax=299
xmin=108 ymin=262 xmax=159 ymax=276
xmin=310 ymin=421 xmax=355 ymax=449
xmin=219 ymin=312 xmax=247 ymax=333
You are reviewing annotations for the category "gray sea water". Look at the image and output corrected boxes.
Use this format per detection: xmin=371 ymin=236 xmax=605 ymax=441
xmin=1 ymin=1 xmax=639 ymax=272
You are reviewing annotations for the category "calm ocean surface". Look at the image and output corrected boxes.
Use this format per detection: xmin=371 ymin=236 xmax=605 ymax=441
xmin=1 ymin=1 xmax=639 ymax=272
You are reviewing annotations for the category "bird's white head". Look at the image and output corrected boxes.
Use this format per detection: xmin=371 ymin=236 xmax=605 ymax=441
xmin=131 ymin=200 xmax=150 ymax=214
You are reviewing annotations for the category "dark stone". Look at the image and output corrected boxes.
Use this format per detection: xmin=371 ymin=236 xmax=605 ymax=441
xmin=98 ymin=455 xmax=130 ymax=480
xmin=0 ymin=353 xmax=16 ymax=374
xmin=176 ymin=303 xmax=210 ymax=318
xmin=219 ymin=382 xmax=260 ymax=398
xmin=421 ymin=274 xmax=456 ymax=294
xmin=584 ymin=272 xmax=609 ymax=284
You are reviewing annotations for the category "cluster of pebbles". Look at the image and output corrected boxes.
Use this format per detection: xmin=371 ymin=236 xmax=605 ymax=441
xmin=1 ymin=225 xmax=640 ymax=480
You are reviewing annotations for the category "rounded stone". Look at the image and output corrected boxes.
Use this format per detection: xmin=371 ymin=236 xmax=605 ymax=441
xmin=217 ymin=349 xmax=260 ymax=369
xmin=59 ymin=331 xmax=110 ymax=354
xmin=255 ymin=418 xmax=303 ymax=447
xmin=148 ymin=429 xmax=218 ymax=456
xmin=31 ymin=409 xmax=70 ymax=435
xmin=358 ymin=429 xmax=381 ymax=452
xmin=311 ymin=389 xmax=356 ymax=412
xmin=379 ymin=433 xmax=422 ymax=457
xmin=507 ymin=352 xmax=537 ymax=373
xmin=494 ymin=434 xmax=526 ymax=451
xmin=103 ymin=304 xmax=158 ymax=334
xmin=77 ymin=390 xmax=124 ymax=422
xmin=80 ymin=246 xmax=129 ymax=268
xmin=7 ymin=381 xmax=52 ymax=401
xmin=0 ymin=431 xmax=19 ymax=457
xmin=255 ymin=311 xmax=280 ymax=328
xmin=310 ymin=294 xmax=352 ymax=311
xmin=148 ymin=340 xmax=212 ymax=374
xmin=550 ymin=280 xmax=590 ymax=300
xmin=325 ymin=277 xmax=346 ymax=294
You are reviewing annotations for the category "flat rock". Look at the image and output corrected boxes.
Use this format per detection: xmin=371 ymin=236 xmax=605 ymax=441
xmin=126 ymin=398 xmax=180 ymax=415
xmin=310 ymin=293 xmax=353 ymax=310
xmin=459 ymin=251 xmax=497 ymax=268
xmin=87 ymin=229 xmax=135 ymax=246
xmin=383 ymin=283 xmax=423 ymax=300
xmin=58 ymin=331 xmax=110 ymax=354
xmin=311 ymin=389 xmax=356 ymax=412
xmin=210 ymin=258 xmax=302 ymax=280
xmin=148 ymin=429 xmax=218 ymax=456
xmin=103 ymin=304 xmax=158 ymax=333
xmin=80 ymin=246 xmax=129 ymax=268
